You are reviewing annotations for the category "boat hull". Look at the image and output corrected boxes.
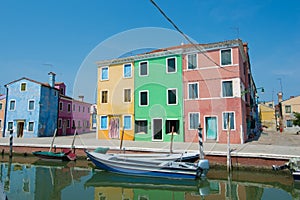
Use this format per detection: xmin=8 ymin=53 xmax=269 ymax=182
xmin=293 ymin=171 xmax=300 ymax=181
xmin=86 ymin=151 xmax=204 ymax=179
xmin=33 ymin=150 xmax=76 ymax=161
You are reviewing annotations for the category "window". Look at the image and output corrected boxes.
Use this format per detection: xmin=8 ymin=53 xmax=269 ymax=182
xmin=58 ymin=119 xmax=62 ymax=128
xmin=124 ymin=89 xmax=131 ymax=103
xmin=222 ymin=80 xmax=233 ymax=97
xmin=187 ymin=54 xmax=197 ymax=70
xmin=285 ymin=105 xmax=291 ymax=113
xmin=101 ymin=91 xmax=108 ymax=103
xmin=72 ymin=120 xmax=75 ymax=129
xmin=166 ymin=57 xmax=176 ymax=73
xmin=73 ymin=105 xmax=75 ymax=111
xmin=101 ymin=67 xmax=109 ymax=80
xmin=21 ymin=83 xmax=26 ymax=91
xmin=188 ymin=83 xmax=199 ymax=99
xmin=135 ymin=120 xmax=148 ymax=134
xmin=28 ymin=122 xmax=34 ymax=132
xmin=189 ymin=113 xmax=199 ymax=130
xmin=166 ymin=120 xmax=179 ymax=134
xmin=83 ymin=107 xmax=85 ymax=112
xmin=221 ymin=49 xmax=232 ymax=65
xmin=0 ymin=103 xmax=2 ymax=110
xmin=139 ymin=91 xmax=148 ymax=106
xmin=167 ymin=89 xmax=177 ymax=105
xmin=223 ymin=112 xmax=235 ymax=130
xmin=59 ymin=102 xmax=63 ymax=111
xmin=139 ymin=61 xmax=148 ymax=76
xmin=123 ymin=64 xmax=132 ymax=78
xmin=28 ymin=100 xmax=34 ymax=111
xmin=100 ymin=116 xmax=108 ymax=130
xmin=67 ymin=119 xmax=70 ymax=128
xmin=287 ymin=120 xmax=293 ymax=127
xmin=60 ymin=88 xmax=64 ymax=95
xmin=123 ymin=115 xmax=132 ymax=130
xmin=78 ymin=106 xmax=80 ymax=112
xmin=9 ymin=100 xmax=16 ymax=111
xmin=78 ymin=121 xmax=81 ymax=128
xmin=67 ymin=104 xmax=71 ymax=112
xmin=7 ymin=122 xmax=13 ymax=131
xmin=0 ymin=120 xmax=2 ymax=128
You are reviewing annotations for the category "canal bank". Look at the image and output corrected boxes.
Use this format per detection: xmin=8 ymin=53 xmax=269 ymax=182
xmin=0 ymin=130 xmax=299 ymax=169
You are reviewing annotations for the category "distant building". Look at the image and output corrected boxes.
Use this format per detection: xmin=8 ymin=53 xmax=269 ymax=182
xmin=0 ymin=94 xmax=6 ymax=137
xmin=90 ymin=104 xmax=97 ymax=130
xmin=259 ymin=102 xmax=276 ymax=131
xmin=279 ymin=95 xmax=300 ymax=132
xmin=4 ymin=72 xmax=59 ymax=137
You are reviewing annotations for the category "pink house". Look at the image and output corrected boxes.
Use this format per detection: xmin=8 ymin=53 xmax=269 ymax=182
xmin=55 ymin=83 xmax=92 ymax=136
xmin=182 ymin=39 xmax=255 ymax=144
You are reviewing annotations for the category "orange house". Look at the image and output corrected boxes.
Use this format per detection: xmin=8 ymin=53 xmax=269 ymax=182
xmin=0 ymin=94 xmax=6 ymax=137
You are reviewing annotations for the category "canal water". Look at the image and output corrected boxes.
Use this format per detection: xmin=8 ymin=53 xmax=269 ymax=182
xmin=0 ymin=156 xmax=298 ymax=200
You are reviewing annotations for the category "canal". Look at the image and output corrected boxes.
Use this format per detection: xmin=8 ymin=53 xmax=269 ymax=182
xmin=0 ymin=156 xmax=298 ymax=200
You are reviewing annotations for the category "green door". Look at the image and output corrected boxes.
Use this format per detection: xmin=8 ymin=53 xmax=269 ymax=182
xmin=205 ymin=117 xmax=217 ymax=140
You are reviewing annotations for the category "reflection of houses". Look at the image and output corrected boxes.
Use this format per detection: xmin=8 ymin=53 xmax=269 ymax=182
xmin=96 ymin=39 xmax=257 ymax=144
xmin=4 ymin=72 xmax=59 ymax=137
xmin=259 ymin=101 xmax=276 ymax=131
xmin=278 ymin=95 xmax=300 ymax=132
xmin=0 ymin=94 xmax=6 ymax=137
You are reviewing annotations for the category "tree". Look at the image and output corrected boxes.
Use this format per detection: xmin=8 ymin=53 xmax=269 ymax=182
xmin=293 ymin=112 xmax=300 ymax=126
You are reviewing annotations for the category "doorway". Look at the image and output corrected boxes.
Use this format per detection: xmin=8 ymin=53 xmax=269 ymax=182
xmin=17 ymin=122 xmax=24 ymax=138
xmin=205 ymin=117 xmax=217 ymax=140
xmin=152 ymin=118 xmax=163 ymax=141
xmin=109 ymin=118 xmax=120 ymax=139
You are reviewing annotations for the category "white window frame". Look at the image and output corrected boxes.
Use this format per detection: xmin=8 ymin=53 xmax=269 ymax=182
xmin=187 ymin=82 xmax=199 ymax=99
xmin=123 ymin=63 xmax=132 ymax=78
xmin=139 ymin=90 xmax=149 ymax=107
xmin=167 ymin=88 xmax=177 ymax=105
xmin=67 ymin=103 xmax=71 ymax=112
xmin=123 ymin=115 xmax=132 ymax=130
xmin=101 ymin=66 xmax=109 ymax=81
xmin=100 ymin=115 xmax=108 ymax=130
xmin=123 ymin=88 xmax=131 ymax=103
xmin=220 ymin=48 xmax=232 ymax=66
xmin=9 ymin=99 xmax=16 ymax=111
xmin=59 ymin=102 xmax=63 ymax=111
xmin=139 ymin=61 xmax=148 ymax=76
xmin=222 ymin=111 xmax=236 ymax=130
xmin=20 ymin=82 xmax=27 ymax=92
xmin=187 ymin=53 xmax=198 ymax=70
xmin=188 ymin=112 xmax=200 ymax=130
xmin=221 ymin=80 xmax=234 ymax=98
xmin=28 ymin=99 xmax=35 ymax=111
xmin=28 ymin=121 xmax=34 ymax=132
xmin=166 ymin=57 xmax=177 ymax=73
xmin=101 ymin=90 xmax=109 ymax=104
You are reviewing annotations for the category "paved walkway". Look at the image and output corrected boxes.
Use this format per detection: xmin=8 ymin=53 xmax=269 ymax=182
xmin=0 ymin=130 xmax=299 ymax=160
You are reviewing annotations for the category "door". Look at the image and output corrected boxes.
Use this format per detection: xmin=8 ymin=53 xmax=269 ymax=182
xmin=62 ymin=120 xmax=67 ymax=136
xmin=109 ymin=118 xmax=120 ymax=139
xmin=205 ymin=117 xmax=217 ymax=140
xmin=17 ymin=122 xmax=24 ymax=138
xmin=152 ymin=118 xmax=163 ymax=141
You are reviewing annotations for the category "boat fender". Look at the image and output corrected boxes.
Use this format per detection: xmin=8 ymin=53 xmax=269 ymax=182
xmin=198 ymin=159 xmax=209 ymax=170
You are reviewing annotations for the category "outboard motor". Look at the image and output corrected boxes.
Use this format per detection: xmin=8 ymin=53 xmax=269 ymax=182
xmin=197 ymin=159 xmax=210 ymax=177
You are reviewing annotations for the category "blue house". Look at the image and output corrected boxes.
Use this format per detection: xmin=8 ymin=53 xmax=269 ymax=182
xmin=4 ymin=72 xmax=59 ymax=137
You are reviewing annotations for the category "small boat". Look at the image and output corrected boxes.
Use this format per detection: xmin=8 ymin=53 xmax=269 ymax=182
xmin=85 ymin=150 xmax=209 ymax=179
xmin=273 ymin=157 xmax=300 ymax=181
xmin=33 ymin=129 xmax=77 ymax=161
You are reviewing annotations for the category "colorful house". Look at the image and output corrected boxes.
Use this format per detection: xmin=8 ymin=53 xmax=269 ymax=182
xmin=4 ymin=72 xmax=59 ymax=137
xmin=0 ymin=94 xmax=6 ymax=137
xmin=134 ymin=52 xmax=184 ymax=142
xmin=259 ymin=101 xmax=276 ymax=131
xmin=278 ymin=95 xmax=300 ymax=132
xmin=97 ymin=60 xmax=135 ymax=140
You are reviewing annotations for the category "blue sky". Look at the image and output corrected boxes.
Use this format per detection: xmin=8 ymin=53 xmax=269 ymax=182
xmin=0 ymin=0 xmax=299 ymax=103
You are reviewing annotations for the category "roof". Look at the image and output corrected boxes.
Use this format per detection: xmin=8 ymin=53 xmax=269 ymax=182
xmin=0 ymin=94 xmax=6 ymax=101
xmin=5 ymin=77 xmax=59 ymax=91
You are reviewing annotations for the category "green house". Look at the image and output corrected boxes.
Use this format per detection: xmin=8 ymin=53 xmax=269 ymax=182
xmin=134 ymin=52 xmax=184 ymax=142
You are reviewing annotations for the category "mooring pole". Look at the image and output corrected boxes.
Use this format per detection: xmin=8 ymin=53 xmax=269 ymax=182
xmin=198 ymin=123 xmax=204 ymax=160
xmin=170 ymin=126 xmax=174 ymax=154
xmin=9 ymin=129 xmax=13 ymax=158
xmin=227 ymin=114 xmax=232 ymax=172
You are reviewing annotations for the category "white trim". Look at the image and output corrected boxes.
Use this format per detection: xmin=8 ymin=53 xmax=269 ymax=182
xmin=59 ymin=101 xmax=63 ymax=111
xmin=9 ymin=99 xmax=16 ymax=111
xmin=139 ymin=61 xmax=149 ymax=77
xmin=67 ymin=103 xmax=71 ymax=113
xmin=222 ymin=111 xmax=236 ymax=131
xmin=186 ymin=53 xmax=198 ymax=70
xmin=167 ymin=88 xmax=178 ymax=105
xmin=188 ymin=112 xmax=200 ymax=130
xmin=101 ymin=90 xmax=109 ymax=104
xmin=187 ymin=82 xmax=199 ymax=100
xmin=123 ymin=63 xmax=132 ymax=78
xmin=28 ymin=99 xmax=35 ymax=111
xmin=139 ymin=90 xmax=149 ymax=107
xmin=100 ymin=66 xmax=109 ymax=81
xmin=166 ymin=57 xmax=177 ymax=74
xmin=220 ymin=48 xmax=233 ymax=66
xmin=123 ymin=88 xmax=132 ymax=103
xmin=123 ymin=115 xmax=132 ymax=130
xmin=20 ymin=82 xmax=27 ymax=92
xmin=204 ymin=115 xmax=218 ymax=141
xmin=221 ymin=79 xmax=234 ymax=98
xmin=100 ymin=115 xmax=108 ymax=130
xmin=152 ymin=118 xmax=163 ymax=141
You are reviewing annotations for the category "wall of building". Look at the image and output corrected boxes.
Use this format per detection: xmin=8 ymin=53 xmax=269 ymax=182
xmin=0 ymin=95 xmax=6 ymax=137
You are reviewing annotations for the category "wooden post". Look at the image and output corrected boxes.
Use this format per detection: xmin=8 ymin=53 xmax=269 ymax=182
xmin=71 ymin=129 xmax=77 ymax=148
xmin=49 ymin=129 xmax=57 ymax=152
xmin=227 ymin=114 xmax=232 ymax=172
xmin=170 ymin=126 xmax=174 ymax=154
xmin=198 ymin=123 xmax=204 ymax=160
xmin=9 ymin=129 xmax=13 ymax=158
xmin=120 ymin=127 xmax=125 ymax=150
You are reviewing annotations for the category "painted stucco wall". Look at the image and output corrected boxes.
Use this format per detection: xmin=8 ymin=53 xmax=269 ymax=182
xmin=72 ymin=99 xmax=92 ymax=134
xmin=0 ymin=95 xmax=6 ymax=137
xmin=134 ymin=55 xmax=184 ymax=142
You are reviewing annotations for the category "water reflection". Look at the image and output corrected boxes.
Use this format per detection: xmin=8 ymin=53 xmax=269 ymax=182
xmin=0 ymin=158 xmax=298 ymax=200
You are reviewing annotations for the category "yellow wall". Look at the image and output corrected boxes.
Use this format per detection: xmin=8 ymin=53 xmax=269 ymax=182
xmin=259 ymin=104 xmax=276 ymax=130
xmin=97 ymin=63 xmax=134 ymax=140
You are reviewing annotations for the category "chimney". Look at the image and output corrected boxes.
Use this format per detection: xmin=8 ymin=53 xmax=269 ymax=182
xmin=48 ymin=72 xmax=56 ymax=88
xmin=78 ymin=95 xmax=84 ymax=102
xmin=278 ymin=92 xmax=283 ymax=103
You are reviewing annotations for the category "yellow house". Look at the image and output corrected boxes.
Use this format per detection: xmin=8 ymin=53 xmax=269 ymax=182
xmin=259 ymin=102 xmax=276 ymax=131
xmin=280 ymin=95 xmax=300 ymax=131
xmin=97 ymin=59 xmax=134 ymax=140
